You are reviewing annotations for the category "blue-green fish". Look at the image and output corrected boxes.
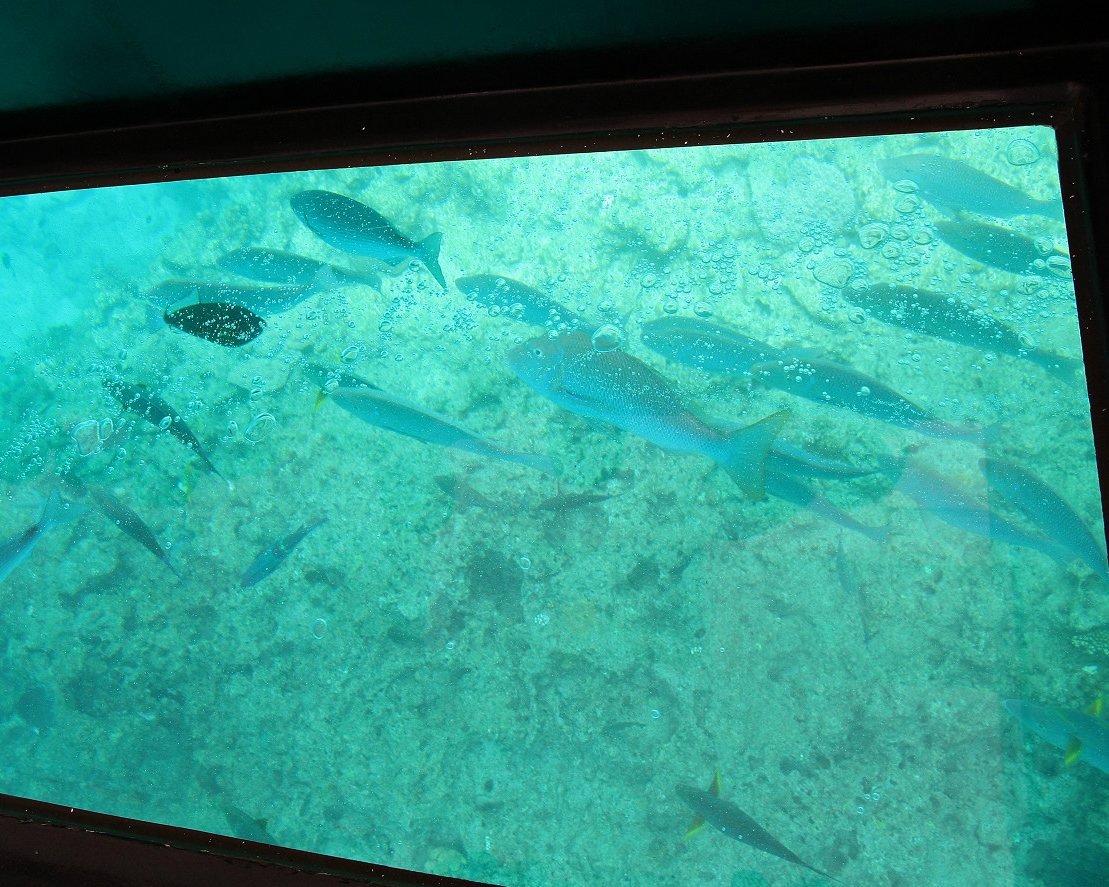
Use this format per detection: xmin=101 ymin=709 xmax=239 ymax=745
xmin=768 ymin=441 xmax=878 ymax=481
xmin=934 ymin=219 xmax=1065 ymax=275
xmin=1006 ymin=698 xmax=1109 ymax=775
xmin=677 ymin=773 xmax=838 ymax=881
xmin=844 ymin=284 xmax=1081 ymax=381
xmin=877 ymin=154 xmax=1064 ymax=221
xmin=640 ymin=316 xmax=783 ymax=377
xmin=981 ymin=457 xmax=1108 ymax=582
xmin=767 ymin=470 xmax=888 ymax=542
xmin=149 ymin=279 xmax=312 ymax=317
xmin=218 ymin=247 xmax=381 ymax=290
xmin=456 ymin=274 xmax=596 ymax=331
xmin=241 ymin=518 xmax=327 ymax=587
xmin=1 ymin=488 xmax=87 ymax=584
xmin=322 ymin=385 xmax=556 ymax=475
xmin=87 ymin=484 xmax=182 ymax=580
xmin=290 ymin=190 xmax=445 ymax=288
xmin=504 ymin=330 xmax=787 ymax=499
xmin=751 ymin=355 xmax=989 ymax=443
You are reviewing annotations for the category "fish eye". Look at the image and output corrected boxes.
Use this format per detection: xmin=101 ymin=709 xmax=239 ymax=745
xmin=531 ymin=347 xmax=544 ymax=358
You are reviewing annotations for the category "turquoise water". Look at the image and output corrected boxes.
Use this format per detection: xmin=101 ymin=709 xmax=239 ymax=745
xmin=1 ymin=125 xmax=1105 ymax=887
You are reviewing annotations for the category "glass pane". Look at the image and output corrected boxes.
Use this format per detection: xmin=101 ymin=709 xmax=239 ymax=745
xmin=1 ymin=124 xmax=1102 ymax=887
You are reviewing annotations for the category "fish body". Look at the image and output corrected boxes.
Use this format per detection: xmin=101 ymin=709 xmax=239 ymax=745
xmin=326 ymin=386 xmax=556 ymax=475
xmin=456 ymin=274 xmax=595 ymax=331
xmin=301 ymin=362 xmax=380 ymax=392
xmin=836 ymin=538 xmax=872 ymax=647
xmin=88 ymin=486 xmax=180 ymax=577
xmin=1 ymin=488 xmax=87 ymax=584
xmin=151 ymin=278 xmax=312 ymax=316
xmin=218 ymin=247 xmax=381 ymax=290
xmin=768 ymin=441 xmax=878 ymax=481
xmin=640 ymin=316 xmax=783 ymax=376
xmin=751 ymin=355 xmax=986 ymax=442
xmin=676 ymin=782 xmax=837 ymax=881
xmin=1005 ymin=699 xmax=1109 ymax=775
xmin=934 ymin=219 xmax=1062 ymax=275
xmin=844 ymin=284 xmax=1081 ymax=381
xmin=981 ymin=457 xmax=1108 ymax=582
xmin=103 ymin=378 xmax=225 ymax=481
xmin=504 ymin=331 xmax=787 ymax=499
xmin=241 ymin=518 xmax=327 ymax=587
xmin=767 ymin=470 xmax=888 ymax=542
xmin=877 ymin=154 xmax=1063 ymax=221
xmin=290 ymin=190 xmax=445 ymax=288
xmin=163 ymin=301 xmax=265 ymax=347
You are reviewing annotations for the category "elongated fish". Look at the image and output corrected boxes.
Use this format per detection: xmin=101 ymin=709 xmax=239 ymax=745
xmin=322 ymin=385 xmax=556 ymax=475
xmin=456 ymin=274 xmax=596 ymax=331
xmin=103 ymin=377 xmax=226 ymax=484
xmin=218 ymin=247 xmax=381 ymax=290
xmin=290 ymin=190 xmax=445 ymax=288
xmin=241 ymin=518 xmax=327 ymax=587
xmin=1 ymin=488 xmax=87 ymax=584
xmin=1006 ymin=698 xmax=1109 ymax=775
xmin=769 ymin=441 xmax=879 ymax=481
xmin=505 ymin=331 xmax=787 ymax=499
xmin=751 ymin=355 xmax=988 ymax=443
xmin=87 ymin=485 xmax=182 ymax=579
xmin=767 ymin=470 xmax=888 ymax=542
xmin=877 ymin=154 xmax=1064 ymax=221
xmin=640 ymin=316 xmax=783 ymax=376
xmin=897 ymin=459 xmax=1069 ymax=565
xmin=150 ymin=279 xmax=312 ymax=317
xmin=677 ymin=775 xmax=838 ymax=881
xmin=981 ymin=457 xmax=1108 ymax=582
xmin=934 ymin=219 xmax=1064 ymax=275
xmin=844 ymin=284 xmax=1081 ymax=381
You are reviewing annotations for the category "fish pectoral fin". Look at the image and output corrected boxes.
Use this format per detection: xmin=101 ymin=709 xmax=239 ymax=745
xmin=1064 ymin=734 xmax=1084 ymax=766
xmin=684 ymin=816 xmax=706 ymax=839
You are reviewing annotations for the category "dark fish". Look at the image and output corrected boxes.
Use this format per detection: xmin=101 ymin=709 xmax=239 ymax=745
xmin=433 ymin=474 xmax=502 ymax=512
xmin=164 ymin=301 xmax=265 ymax=347
xmin=534 ymin=490 xmax=615 ymax=512
xmin=640 ymin=316 xmax=783 ymax=376
xmin=1 ymin=488 xmax=87 ymax=584
xmin=290 ymin=190 xmax=445 ymax=287
xmin=844 ymin=284 xmax=1081 ymax=381
xmin=836 ymin=538 xmax=872 ymax=648
xmin=677 ymin=776 xmax=838 ymax=881
xmin=103 ymin=378 xmax=226 ymax=483
xmin=241 ymin=518 xmax=327 ymax=588
xmin=981 ymin=457 xmax=1108 ymax=582
xmin=766 ymin=471 xmax=888 ymax=543
xmin=751 ymin=355 xmax=989 ymax=443
xmin=87 ymin=485 xmax=182 ymax=579
xmin=456 ymin=274 xmax=596 ymax=331
xmin=934 ymin=219 xmax=1065 ymax=275
xmin=877 ymin=154 xmax=1064 ymax=221
xmin=505 ymin=330 xmax=788 ymax=499
xmin=151 ymin=278 xmax=311 ymax=317
xmin=218 ymin=247 xmax=381 ymax=290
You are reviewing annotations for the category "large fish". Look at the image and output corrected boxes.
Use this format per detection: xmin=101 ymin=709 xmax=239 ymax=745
xmin=504 ymin=330 xmax=787 ymax=499
xmin=103 ymin=377 xmax=227 ymax=484
xmin=677 ymin=774 xmax=838 ymax=881
xmin=877 ymin=154 xmax=1064 ymax=221
xmin=844 ymin=284 xmax=1082 ymax=381
xmin=241 ymin=518 xmax=327 ymax=587
xmin=1005 ymin=698 xmax=1109 ymax=775
xmin=750 ymin=355 xmax=989 ymax=443
xmin=1 ymin=488 xmax=87 ymax=584
xmin=981 ymin=457 xmax=1108 ymax=582
xmin=456 ymin=274 xmax=596 ymax=331
xmin=321 ymin=385 xmax=556 ymax=475
xmin=218 ymin=247 xmax=381 ymax=290
xmin=640 ymin=316 xmax=783 ymax=377
xmin=150 ymin=278 xmax=312 ymax=317
xmin=290 ymin=190 xmax=445 ymax=288
xmin=933 ymin=219 xmax=1066 ymax=275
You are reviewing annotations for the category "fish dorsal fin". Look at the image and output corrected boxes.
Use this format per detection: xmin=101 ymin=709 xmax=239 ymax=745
xmin=709 ymin=769 xmax=722 ymax=797
xmin=1064 ymin=734 xmax=1084 ymax=766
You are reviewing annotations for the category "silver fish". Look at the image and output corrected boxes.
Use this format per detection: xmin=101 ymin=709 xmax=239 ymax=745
xmin=1 ymin=488 xmax=87 ymax=584
xmin=934 ymin=219 xmax=1065 ymax=275
xmin=639 ymin=316 xmax=783 ymax=376
xmin=767 ymin=470 xmax=888 ymax=543
xmin=148 ymin=279 xmax=313 ymax=317
xmin=504 ymin=330 xmax=787 ymax=499
xmin=218 ymin=247 xmax=381 ymax=290
xmin=456 ymin=274 xmax=596 ymax=331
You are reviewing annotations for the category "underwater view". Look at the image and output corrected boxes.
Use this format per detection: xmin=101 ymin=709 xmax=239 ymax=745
xmin=1 ymin=124 xmax=1106 ymax=887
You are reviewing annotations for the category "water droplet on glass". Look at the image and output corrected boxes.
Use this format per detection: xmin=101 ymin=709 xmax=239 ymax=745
xmin=663 ymin=299 xmax=679 ymax=314
xmin=858 ymin=223 xmax=888 ymax=249
xmin=379 ymin=320 xmax=393 ymax=333
xmin=1017 ymin=331 xmax=1038 ymax=350
xmin=72 ymin=420 xmax=100 ymax=457
xmin=1034 ymin=236 xmax=1055 ymax=256
xmin=642 ymin=273 xmax=657 ymax=288
xmin=97 ymin=418 xmax=114 ymax=441
xmin=693 ymin=302 xmax=714 ymax=318
xmin=1017 ymin=276 xmax=1043 ymax=295
xmin=518 ymin=556 xmax=532 ymax=571
xmin=244 ymin=412 xmax=276 ymax=443
xmin=858 ymin=386 xmax=871 ymax=397
xmin=312 ymin=618 xmax=327 ymax=639
xmin=223 ymin=420 xmax=239 ymax=440
xmin=340 ymin=345 xmax=360 ymax=363
xmin=158 ymin=415 xmax=173 ymax=430
xmin=798 ymin=236 xmax=815 ymax=253
xmin=912 ymin=228 xmax=933 ymax=245
xmin=847 ymin=306 xmax=867 ymax=324
xmin=894 ymin=194 xmax=920 ymax=214
xmin=1007 ymin=139 xmax=1040 ymax=165
xmin=1046 ymin=254 xmax=1072 ymax=278
xmin=893 ymin=179 xmax=919 ymax=193
xmin=881 ymin=242 xmax=902 ymax=260
xmin=249 ymin=387 xmax=264 ymax=403
xmin=116 ymin=447 xmax=127 ymax=459
xmin=590 ymin=324 xmax=624 ymax=352
xmin=813 ymin=257 xmax=854 ymax=289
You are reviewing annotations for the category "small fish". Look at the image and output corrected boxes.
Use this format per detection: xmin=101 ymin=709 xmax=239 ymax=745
xmin=103 ymin=377 xmax=226 ymax=483
xmin=87 ymin=485 xmax=182 ymax=580
xmin=323 ymin=385 xmax=556 ymax=475
xmin=877 ymin=154 xmax=1064 ymax=221
xmin=844 ymin=284 xmax=1081 ymax=381
xmin=505 ymin=330 xmax=788 ymax=499
xmin=164 ymin=301 xmax=265 ymax=347
xmin=1 ymin=488 xmax=87 ymax=584
xmin=767 ymin=470 xmax=888 ymax=543
xmin=218 ymin=247 xmax=381 ymax=290
xmin=241 ymin=518 xmax=327 ymax=588
xmin=981 ymin=457 xmax=1108 ymax=582
xmin=534 ymin=489 xmax=615 ymax=512
xmin=677 ymin=773 xmax=838 ymax=881
xmin=290 ymin=190 xmax=445 ymax=288
xmin=934 ymin=219 xmax=1066 ymax=275
xmin=640 ymin=316 xmax=783 ymax=376
xmin=836 ymin=538 xmax=872 ymax=647
xmin=455 ymin=274 xmax=596 ymax=331
xmin=751 ymin=355 xmax=989 ymax=443
xmin=433 ymin=474 xmax=502 ymax=512
xmin=1005 ymin=698 xmax=1109 ymax=775
xmin=150 ymin=278 xmax=312 ymax=316
xmin=768 ymin=441 xmax=879 ymax=481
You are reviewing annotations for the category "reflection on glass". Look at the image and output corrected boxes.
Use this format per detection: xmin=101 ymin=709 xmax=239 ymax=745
xmin=0 ymin=125 xmax=1104 ymax=887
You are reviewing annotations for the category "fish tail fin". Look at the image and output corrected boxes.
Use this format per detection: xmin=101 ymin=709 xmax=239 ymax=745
xmin=1064 ymin=734 xmax=1084 ymax=766
xmin=417 ymin=232 xmax=446 ymax=288
xmin=684 ymin=816 xmax=706 ymax=839
xmin=719 ymin=410 xmax=790 ymax=500
xmin=1086 ymin=696 xmax=1105 ymax=717
xmin=1039 ymin=353 xmax=1083 ymax=383
xmin=39 ymin=487 xmax=87 ymax=532
xmin=508 ymin=452 xmax=561 ymax=476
